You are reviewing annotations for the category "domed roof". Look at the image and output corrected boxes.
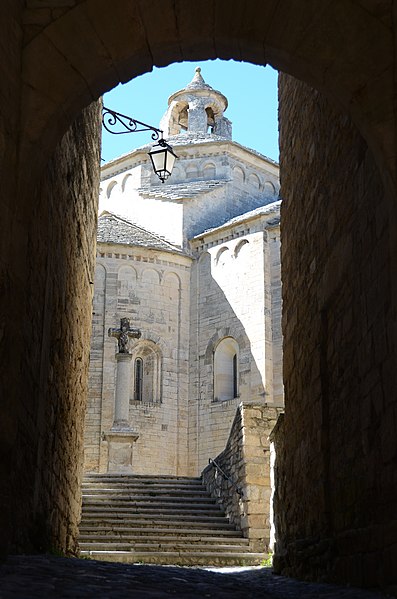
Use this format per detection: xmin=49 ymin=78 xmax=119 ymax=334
xmin=185 ymin=67 xmax=216 ymax=91
xmin=167 ymin=67 xmax=228 ymax=110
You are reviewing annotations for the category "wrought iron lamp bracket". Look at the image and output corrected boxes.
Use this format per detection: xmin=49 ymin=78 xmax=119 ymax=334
xmin=102 ymin=106 xmax=163 ymax=141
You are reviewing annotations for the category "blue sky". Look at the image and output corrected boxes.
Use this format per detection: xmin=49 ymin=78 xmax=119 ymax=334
xmin=101 ymin=60 xmax=279 ymax=164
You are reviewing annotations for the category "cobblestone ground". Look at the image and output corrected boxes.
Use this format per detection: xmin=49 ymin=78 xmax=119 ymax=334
xmin=0 ymin=556 xmax=393 ymax=599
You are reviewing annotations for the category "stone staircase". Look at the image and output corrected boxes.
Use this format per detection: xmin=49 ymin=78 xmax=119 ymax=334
xmin=78 ymin=474 xmax=265 ymax=566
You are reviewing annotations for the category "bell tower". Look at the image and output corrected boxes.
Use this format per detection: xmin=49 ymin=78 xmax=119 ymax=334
xmin=160 ymin=67 xmax=232 ymax=139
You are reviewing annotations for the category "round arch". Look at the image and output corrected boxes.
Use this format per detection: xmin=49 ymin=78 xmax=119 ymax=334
xmin=5 ymin=2 xmax=397 ymax=579
xmin=213 ymin=336 xmax=239 ymax=402
xmin=234 ymin=239 xmax=249 ymax=258
xmin=215 ymin=246 xmax=230 ymax=266
xmin=106 ymin=180 xmax=118 ymax=198
xmin=204 ymin=326 xmax=248 ymax=366
xmin=130 ymin=339 xmax=163 ymax=403
xmin=19 ymin=1 xmax=395 ymax=196
xmin=121 ymin=173 xmax=132 ymax=192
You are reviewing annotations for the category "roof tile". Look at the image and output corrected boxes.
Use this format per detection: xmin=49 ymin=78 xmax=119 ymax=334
xmin=97 ymin=212 xmax=186 ymax=254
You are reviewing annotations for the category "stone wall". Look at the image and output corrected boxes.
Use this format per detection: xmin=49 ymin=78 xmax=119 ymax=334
xmin=99 ymin=143 xmax=279 ymax=249
xmin=0 ymin=0 xmax=25 ymax=558
xmin=275 ymin=74 xmax=397 ymax=589
xmin=84 ymin=246 xmax=191 ymax=476
xmin=0 ymin=1 xmax=396 ymax=583
xmin=0 ymin=96 xmax=101 ymax=556
xmin=202 ymin=404 xmax=280 ymax=552
xmin=264 ymin=226 xmax=283 ymax=406
xmin=189 ymin=213 xmax=281 ymax=474
xmin=84 ymin=208 xmax=281 ymax=478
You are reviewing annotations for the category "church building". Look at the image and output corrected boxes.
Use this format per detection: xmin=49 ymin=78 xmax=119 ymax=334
xmin=83 ymin=68 xmax=283 ymax=479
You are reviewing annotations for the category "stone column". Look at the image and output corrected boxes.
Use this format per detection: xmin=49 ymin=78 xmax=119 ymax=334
xmin=104 ymin=318 xmax=140 ymax=474
xmin=187 ymin=98 xmax=207 ymax=133
xmin=113 ymin=352 xmax=132 ymax=427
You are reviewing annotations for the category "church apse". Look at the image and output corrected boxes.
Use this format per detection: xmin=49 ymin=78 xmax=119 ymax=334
xmin=84 ymin=68 xmax=283 ymax=478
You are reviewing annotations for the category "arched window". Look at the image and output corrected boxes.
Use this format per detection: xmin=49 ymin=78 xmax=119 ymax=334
xmin=214 ymin=337 xmax=239 ymax=401
xmin=134 ymin=357 xmax=143 ymax=401
xmin=166 ymin=102 xmax=188 ymax=135
xmin=205 ymin=107 xmax=215 ymax=133
xmin=233 ymin=353 xmax=238 ymax=399
xmin=131 ymin=342 xmax=162 ymax=403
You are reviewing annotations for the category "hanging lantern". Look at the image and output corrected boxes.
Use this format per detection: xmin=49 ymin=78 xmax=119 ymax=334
xmin=148 ymin=139 xmax=178 ymax=183
xmin=102 ymin=107 xmax=177 ymax=183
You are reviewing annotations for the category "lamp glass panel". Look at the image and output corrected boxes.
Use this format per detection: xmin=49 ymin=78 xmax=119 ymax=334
xmin=165 ymin=151 xmax=176 ymax=174
xmin=150 ymin=148 xmax=167 ymax=172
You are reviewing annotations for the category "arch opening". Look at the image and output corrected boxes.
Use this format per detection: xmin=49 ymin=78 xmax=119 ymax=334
xmin=131 ymin=341 xmax=162 ymax=404
xmin=213 ymin=337 xmax=239 ymax=402
xmin=3 ymin=4 xmax=396 ymax=589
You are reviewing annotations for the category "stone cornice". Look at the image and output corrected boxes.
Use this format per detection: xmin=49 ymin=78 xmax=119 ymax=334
xmin=101 ymin=139 xmax=279 ymax=182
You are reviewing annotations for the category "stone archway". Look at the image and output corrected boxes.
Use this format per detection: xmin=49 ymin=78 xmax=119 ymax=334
xmin=20 ymin=1 xmax=395 ymax=195
xmin=1 ymin=1 xmax=397 ymax=590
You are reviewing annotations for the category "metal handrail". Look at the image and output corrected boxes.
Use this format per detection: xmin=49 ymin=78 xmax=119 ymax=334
xmin=208 ymin=458 xmax=243 ymax=497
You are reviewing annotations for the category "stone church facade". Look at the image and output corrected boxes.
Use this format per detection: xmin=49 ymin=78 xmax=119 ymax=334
xmin=83 ymin=68 xmax=283 ymax=477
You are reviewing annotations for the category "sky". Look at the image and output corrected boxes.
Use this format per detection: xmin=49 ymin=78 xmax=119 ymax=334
xmin=101 ymin=60 xmax=279 ymax=164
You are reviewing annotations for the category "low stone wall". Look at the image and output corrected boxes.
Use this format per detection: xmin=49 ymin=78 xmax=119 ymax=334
xmin=202 ymin=403 xmax=281 ymax=552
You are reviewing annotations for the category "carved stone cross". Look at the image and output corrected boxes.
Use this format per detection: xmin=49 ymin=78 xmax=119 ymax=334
xmin=108 ymin=317 xmax=141 ymax=354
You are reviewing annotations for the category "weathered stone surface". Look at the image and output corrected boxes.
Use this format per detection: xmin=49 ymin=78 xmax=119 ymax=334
xmin=16 ymin=1 xmax=397 ymax=203
xmin=84 ymin=242 xmax=192 ymax=476
xmin=0 ymin=3 xmax=397 ymax=596
xmin=0 ymin=96 xmax=101 ymax=556
xmin=202 ymin=404 xmax=281 ymax=552
xmin=274 ymin=73 xmax=397 ymax=588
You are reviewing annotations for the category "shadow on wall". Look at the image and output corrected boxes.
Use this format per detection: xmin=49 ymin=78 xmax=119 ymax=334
xmin=191 ymin=236 xmax=281 ymax=474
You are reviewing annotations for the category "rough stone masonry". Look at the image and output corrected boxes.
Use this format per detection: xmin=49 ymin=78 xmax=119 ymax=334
xmin=274 ymin=73 xmax=397 ymax=589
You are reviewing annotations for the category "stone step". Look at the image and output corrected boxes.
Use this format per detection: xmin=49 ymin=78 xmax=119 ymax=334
xmin=84 ymin=505 xmax=225 ymax=519
xmin=83 ymin=499 xmax=220 ymax=513
xmin=79 ymin=534 xmax=248 ymax=545
xmin=83 ymin=475 xmax=202 ymax=488
xmin=82 ymin=485 xmax=208 ymax=498
xmin=79 ymin=475 xmax=259 ymax=567
xmin=79 ymin=526 xmax=240 ymax=537
xmin=83 ymin=491 xmax=216 ymax=504
xmin=79 ymin=542 xmax=250 ymax=553
xmin=84 ymin=474 xmax=202 ymax=479
xmin=82 ymin=485 xmax=204 ymax=497
xmin=83 ymin=477 xmax=202 ymax=481
xmin=80 ymin=529 xmax=249 ymax=545
xmin=80 ymin=517 xmax=235 ymax=529
xmin=79 ymin=550 xmax=265 ymax=567
xmin=83 ymin=496 xmax=213 ymax=508
xmin=82 ymin=480 xmax=205 ymax=486
xmin=81 ymin=510 xmax=227 ymax=522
